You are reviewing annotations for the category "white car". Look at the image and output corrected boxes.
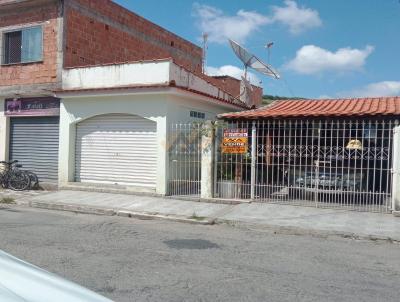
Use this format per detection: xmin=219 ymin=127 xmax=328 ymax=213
xmin=0 ymin=250 xmax=113 ymax=302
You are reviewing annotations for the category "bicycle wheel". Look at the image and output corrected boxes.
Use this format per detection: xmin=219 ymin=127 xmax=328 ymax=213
xmin=26 ymin=171 xmax=39 ymax=189
xmin=8 ymin=170 xmax=31 ymax=191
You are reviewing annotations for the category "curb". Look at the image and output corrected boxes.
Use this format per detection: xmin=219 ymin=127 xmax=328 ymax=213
xmin=213 ymin=218 xmax=400 ymax=244
xmin=16 ymin=200 xmax=399 ymax=244
xmin=30 ymin=201 xmax=115 ymax=216
xmin=27 ymin=201 xmax=214 ymax=226
xmin=117 ymin=210 xmax=214 ymax=225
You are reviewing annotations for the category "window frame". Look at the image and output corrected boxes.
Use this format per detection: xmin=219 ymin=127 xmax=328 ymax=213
xmin=2 ymin=25 xmax=44 ymax=65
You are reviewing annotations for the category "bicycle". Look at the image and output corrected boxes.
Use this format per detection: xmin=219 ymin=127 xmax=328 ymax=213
xmin=25 ymin=170 xmax=39 ymax=189
xmin=0 ymin=160 xmax=31 ymax=191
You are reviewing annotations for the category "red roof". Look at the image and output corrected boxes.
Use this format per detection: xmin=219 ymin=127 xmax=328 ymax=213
xmin=219 ymin=97 xmax=400 ymax=119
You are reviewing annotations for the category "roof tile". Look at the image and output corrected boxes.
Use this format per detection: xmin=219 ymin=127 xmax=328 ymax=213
xmin=219 ymin=97 xmax=400 ymax=119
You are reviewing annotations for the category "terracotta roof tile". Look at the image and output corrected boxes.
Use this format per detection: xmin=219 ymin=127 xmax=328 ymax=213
xmin=219 ymin=97 xmax=400 ymax=119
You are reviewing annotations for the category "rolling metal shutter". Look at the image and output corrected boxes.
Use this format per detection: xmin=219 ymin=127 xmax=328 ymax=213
xmin=75 ymin=114 xmax=157 ymax=188
xmin=9 ymin=117 xmax=60 ymax=183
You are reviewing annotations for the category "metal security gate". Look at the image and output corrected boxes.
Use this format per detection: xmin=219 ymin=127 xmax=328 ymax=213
xmin=9 ymin=116 xmax=60 ymax=183
xmin=168 ymin=123 xmax=202 ymax=196
xmin=215 ymin=119 xmax=396 ymax=213
xmin=75 ymin=114 xmax=157 ymax=188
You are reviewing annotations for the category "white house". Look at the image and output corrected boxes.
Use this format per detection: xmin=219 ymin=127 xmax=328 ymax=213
xmin=0 ymin=59 xmax=249 ymax=195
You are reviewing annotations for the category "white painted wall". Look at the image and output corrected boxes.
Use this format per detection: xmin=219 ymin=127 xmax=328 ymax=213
xmin=62 ymin=60 xmax=245 ymax=108
xmin=170 ymin=64 xmax=229 ymax=101
xmin=62 ymin=60 xmax=172 ymax=90
xmin=166 ymin=92 xmax=238 ymax=124
xmin=0 ymin=98 xmax=9 ymax=161
xmin=58 ymin=88 xmax=240 ymax=195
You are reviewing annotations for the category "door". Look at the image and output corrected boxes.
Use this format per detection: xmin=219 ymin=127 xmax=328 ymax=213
xmin=75 ymin=114 xmax=157 ymax=188
xmin=9 ymin=116 xmax=60 ymax=183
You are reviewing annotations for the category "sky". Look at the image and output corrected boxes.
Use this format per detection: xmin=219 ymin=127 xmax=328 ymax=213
xmin=115 ymin=0 xmax=400 ymax=99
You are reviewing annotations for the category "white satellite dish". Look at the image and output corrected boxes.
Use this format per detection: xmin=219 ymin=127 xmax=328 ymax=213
xmin=229 ymin=39 xmax=280 ymax=79
xmin=228 ymin=39 xmax=280 ymax=107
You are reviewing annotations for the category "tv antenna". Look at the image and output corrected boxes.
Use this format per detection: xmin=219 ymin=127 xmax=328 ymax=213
xmin=229 ymin=39 xmax=280 ymax=107
xmin=265 ymin=42 xmax=274 ymax=64
xmin=202 ymin=32 xmax=208 ymax=74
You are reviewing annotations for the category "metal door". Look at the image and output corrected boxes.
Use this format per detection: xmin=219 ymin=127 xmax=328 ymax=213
xmin=75 ymin=114 xmax=157 ymax=188
xmin=9 ymin=117 xmax=60 ymax=183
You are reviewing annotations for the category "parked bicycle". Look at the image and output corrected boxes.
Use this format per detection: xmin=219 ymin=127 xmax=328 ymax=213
xmin=0 ymin=160 xmax=31 ymax=191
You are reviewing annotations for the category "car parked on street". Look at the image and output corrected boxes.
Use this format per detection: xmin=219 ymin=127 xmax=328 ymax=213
xmin=0 ymin=250 xmax=113 ymax=302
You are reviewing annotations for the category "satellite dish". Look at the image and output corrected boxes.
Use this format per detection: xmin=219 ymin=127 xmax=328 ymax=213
xmin=229 ymin=39 xmax=280 ymax=79
xmin=228 ymin=39 xmax=280 ymax=107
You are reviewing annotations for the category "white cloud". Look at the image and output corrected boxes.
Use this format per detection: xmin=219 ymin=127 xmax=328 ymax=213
xmin=193 ymin=3 xmax=271 ymax=44
xmin=206 ymin=65 xmax=261 ymax=86
xmin=193 ymin=1 xmax=321 ymax=44
xmin=344 ymin=81 xmax=400 ymax=97
xmin=286 ymin=44 xmax=374 ymax=75
xmin=271 ymin=0 xmax=322 ymax=34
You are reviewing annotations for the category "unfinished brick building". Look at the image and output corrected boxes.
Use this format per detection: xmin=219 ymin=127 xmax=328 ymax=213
xmin=0 ymin=0 xmax=261 ymax=193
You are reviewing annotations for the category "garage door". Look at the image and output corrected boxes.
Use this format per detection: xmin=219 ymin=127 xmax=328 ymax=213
xmin=75 ymin=114 xmax=157 ymax=188
xmin=9 ymin=117 xmax=59 ymax=183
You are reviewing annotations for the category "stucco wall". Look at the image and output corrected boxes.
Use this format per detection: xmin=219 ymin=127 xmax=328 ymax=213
xmin=58 ymin=90 xmax=238 ymax=195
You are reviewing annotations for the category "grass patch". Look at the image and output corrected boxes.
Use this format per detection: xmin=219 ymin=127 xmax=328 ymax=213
xmin=0 ymin=197 xmax=15 ymax=204
xmin=189 ymin=212 xmax=206 ymax=221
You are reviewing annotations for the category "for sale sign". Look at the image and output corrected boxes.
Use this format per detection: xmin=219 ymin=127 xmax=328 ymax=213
xmin=221 ymin=128 xmax=248 ymax=154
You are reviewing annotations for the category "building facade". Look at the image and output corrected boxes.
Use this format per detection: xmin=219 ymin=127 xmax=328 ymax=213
xmin=0 ymin=0 xmax=257 ymax=194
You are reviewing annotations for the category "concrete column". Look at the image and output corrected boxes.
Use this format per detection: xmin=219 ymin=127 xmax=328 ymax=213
xmin=392 ymin=126 xmax=400 ymax=213
xmin=156 ymin=116 xmax=168 ymax=195
xmin=58 ymin=101 xmax=75 ymax=185
xmin=201 ymin=120 xmax=214 ymax=199
xmin=0 ymin=98 xmax=9 ymax=162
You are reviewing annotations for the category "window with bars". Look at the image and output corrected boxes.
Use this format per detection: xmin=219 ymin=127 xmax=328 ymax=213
xmin=3 ymin=26 xmax=43 ymax=64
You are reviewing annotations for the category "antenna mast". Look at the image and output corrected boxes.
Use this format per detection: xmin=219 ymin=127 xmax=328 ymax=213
xmin=265 ymin=42 xmax=274 ymax=64
xmin=202 ymin=32 xmax=208 ymax=74
xmin=228 ymin=39 xmax=280 ymax=107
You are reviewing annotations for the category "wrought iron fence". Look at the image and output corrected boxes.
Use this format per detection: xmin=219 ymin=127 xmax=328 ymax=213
xmin=168 ymin=123 xmax=202 ymax=197
xmin=167 ymin=119 xmax=396 ymax=213
xmin=215 ymin=119 xmax=396 ymax=213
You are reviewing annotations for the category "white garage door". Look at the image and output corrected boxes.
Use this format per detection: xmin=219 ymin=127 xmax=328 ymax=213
xmin=75 ymin=114 xmax=157 ymax=188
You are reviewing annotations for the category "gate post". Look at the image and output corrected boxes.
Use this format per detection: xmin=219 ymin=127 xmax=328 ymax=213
xmin=392 ymin=126 xmax=400 ymax=214
xmin=250 ymin=121 xmax=257 ymax=200
xmin=201 ymin=120 xmax=214 ymax=199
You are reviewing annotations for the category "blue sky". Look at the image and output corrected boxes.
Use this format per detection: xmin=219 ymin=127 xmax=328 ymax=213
xmin=115 ymin=0 xmax=400 ymax=98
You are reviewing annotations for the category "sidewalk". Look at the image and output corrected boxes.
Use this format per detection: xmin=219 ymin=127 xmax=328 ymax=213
xmin=2 ymin=189 xmax=400 ymax=242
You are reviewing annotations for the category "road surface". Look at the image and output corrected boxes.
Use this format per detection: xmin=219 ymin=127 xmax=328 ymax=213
xmin=0 ymin=206 xmax=399 ymax=302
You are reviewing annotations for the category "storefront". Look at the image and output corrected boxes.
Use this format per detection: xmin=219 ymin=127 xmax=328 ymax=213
xmin=5 ymin=97 xmax=60 ymax=184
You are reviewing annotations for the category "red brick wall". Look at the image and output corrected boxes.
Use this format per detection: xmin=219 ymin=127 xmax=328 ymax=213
xmin=208 ymin=76 xmax=263 ymax=107
xmin=0 ymin=1 xmax=59 ymax=87
xmin=64 ymin=0 xmax=203 ymax=73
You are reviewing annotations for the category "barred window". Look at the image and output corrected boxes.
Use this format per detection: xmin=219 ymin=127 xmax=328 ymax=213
xmin=3 ymin=26 xmax=43 ymax=64
xmin=190 ymin=110 xmax=205 ymax=119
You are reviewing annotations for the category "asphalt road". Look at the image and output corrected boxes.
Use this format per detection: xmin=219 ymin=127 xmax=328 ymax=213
xmin=0 ymin=206 xmax=399 ymax=302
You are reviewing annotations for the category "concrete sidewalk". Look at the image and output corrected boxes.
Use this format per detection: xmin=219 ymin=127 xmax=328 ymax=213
xmin=3 ymin=190 xmax=400 ymax=242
